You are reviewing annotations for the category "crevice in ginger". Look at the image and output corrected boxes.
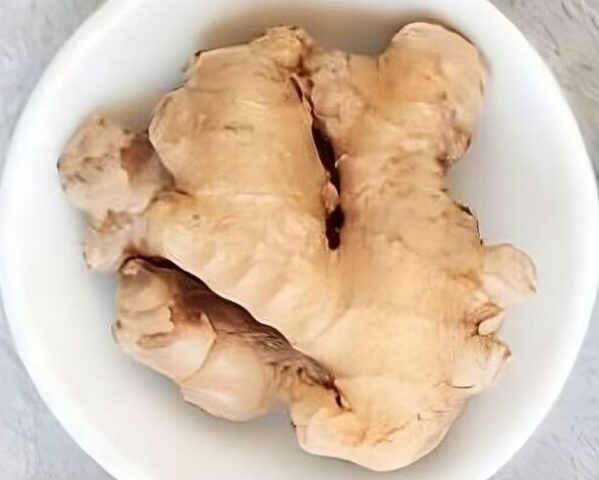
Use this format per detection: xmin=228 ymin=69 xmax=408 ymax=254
xmin=291 ymin=72 xmax=345 ymax=251
xmin=311 ymin=120 xmax=344 ymax=250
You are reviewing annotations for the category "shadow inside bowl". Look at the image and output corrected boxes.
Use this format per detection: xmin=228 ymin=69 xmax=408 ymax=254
xmin=199 ymin=4 xmax=440 ymax=53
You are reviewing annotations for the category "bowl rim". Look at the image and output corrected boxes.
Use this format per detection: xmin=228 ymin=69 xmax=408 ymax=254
xmin=1 ymin=0 xmax=598 ymax=479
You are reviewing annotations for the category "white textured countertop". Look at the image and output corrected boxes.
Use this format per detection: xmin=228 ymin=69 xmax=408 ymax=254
xmin=0 ymin=1 xmax=598 ymax=478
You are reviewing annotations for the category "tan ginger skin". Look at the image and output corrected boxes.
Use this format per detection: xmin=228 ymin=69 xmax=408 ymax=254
xmin=58 ymin=23 xmax=536 ymax=471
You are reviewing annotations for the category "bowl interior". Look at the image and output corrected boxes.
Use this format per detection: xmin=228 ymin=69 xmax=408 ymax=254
xmin=1 ymin=0 xmax=598 ymax=479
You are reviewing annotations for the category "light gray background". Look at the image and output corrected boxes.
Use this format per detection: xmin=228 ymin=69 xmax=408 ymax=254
xmin=0 ymin=0 xmax=598 ymax=478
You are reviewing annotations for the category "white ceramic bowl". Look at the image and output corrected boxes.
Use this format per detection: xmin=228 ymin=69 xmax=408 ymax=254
xmin=1 ymin=0 xmax=598 ymax=479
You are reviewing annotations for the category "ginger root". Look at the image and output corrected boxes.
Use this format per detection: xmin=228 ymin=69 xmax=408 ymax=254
xmin=58 ymin=23 xmax=536 ymax=471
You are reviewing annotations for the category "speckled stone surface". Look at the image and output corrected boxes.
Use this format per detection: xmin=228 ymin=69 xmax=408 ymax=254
xmin=0 ymin=1 xmax=597 ymax=478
